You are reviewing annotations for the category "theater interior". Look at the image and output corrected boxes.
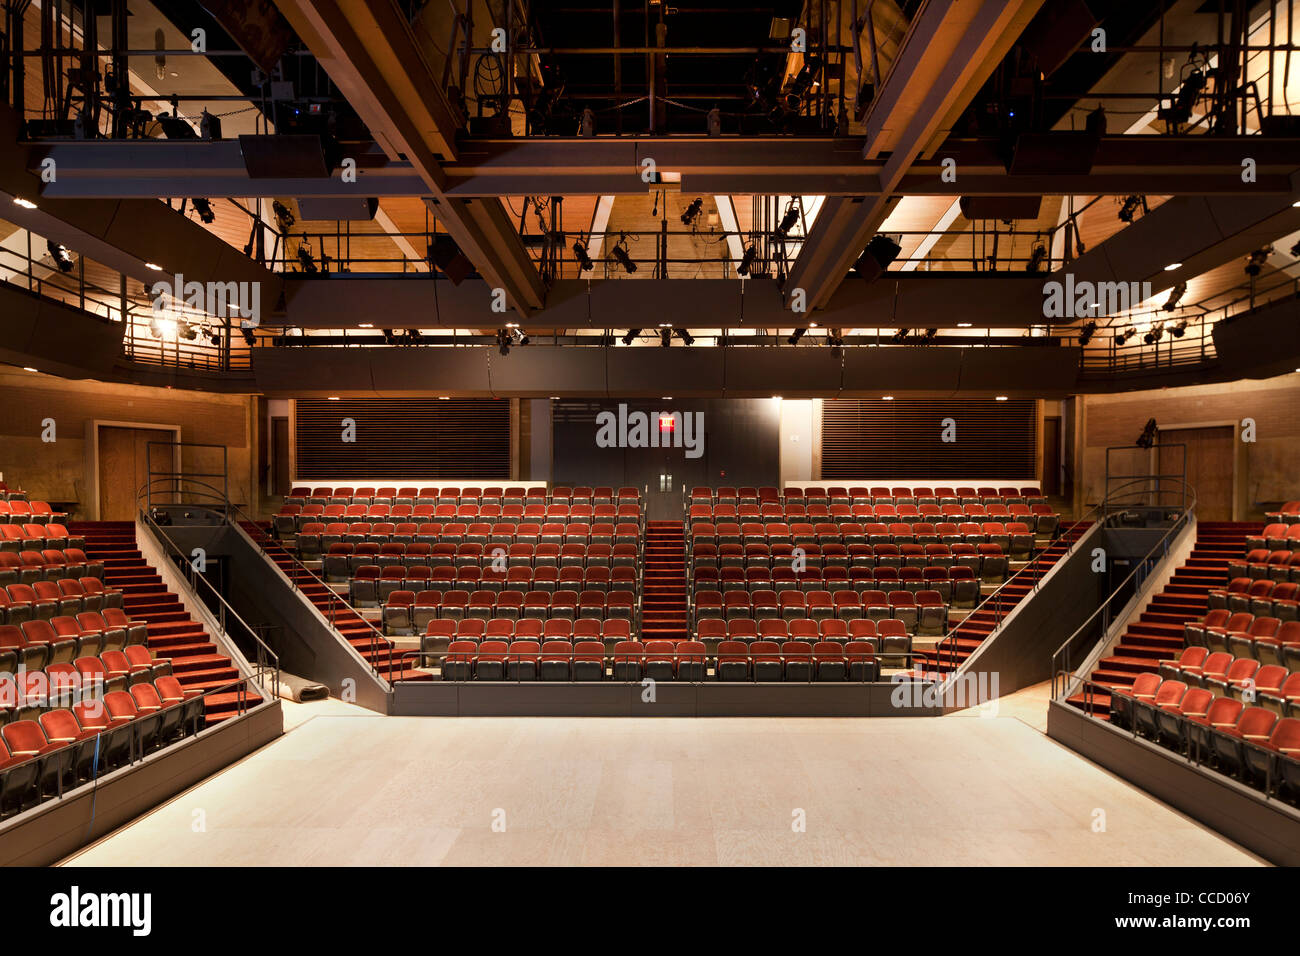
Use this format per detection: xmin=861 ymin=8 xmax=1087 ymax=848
xmin=0 ymin=0 xmax=1298 ymax=908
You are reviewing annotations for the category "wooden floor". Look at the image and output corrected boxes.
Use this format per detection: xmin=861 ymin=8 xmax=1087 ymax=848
xmin=62 ymin=688 xmax=1264 ymax=867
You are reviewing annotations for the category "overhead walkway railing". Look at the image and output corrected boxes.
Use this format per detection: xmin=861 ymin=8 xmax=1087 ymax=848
xmin=1050 ymin=477 xmax=1197 ymax=703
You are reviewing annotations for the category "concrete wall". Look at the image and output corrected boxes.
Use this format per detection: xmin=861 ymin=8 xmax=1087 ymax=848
xmin=0 ymin=368 xmax=258 ymax=519
xmin=1077 ymin=371 xmax=1300 ymax=518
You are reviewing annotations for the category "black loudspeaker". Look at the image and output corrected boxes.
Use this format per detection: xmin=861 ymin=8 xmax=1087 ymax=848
xmin=296 ymin=198 xmax=379 ymax=221
xmin=428 ymin=235 xmax=474 ymax=285
xmin=1017 ymin=0 xmax=1098 ymax=79
xmin=854 ymin=234 xmax=902 ymax=283
xmin=959 ymin=196 xmax=1044 ymax=221
xmin=239 ymin=134 xmax=330 ymax=178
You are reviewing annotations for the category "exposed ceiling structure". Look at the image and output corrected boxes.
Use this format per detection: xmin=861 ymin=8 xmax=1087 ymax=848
xmin=0 ymin=0 xmax=1297 ymax=394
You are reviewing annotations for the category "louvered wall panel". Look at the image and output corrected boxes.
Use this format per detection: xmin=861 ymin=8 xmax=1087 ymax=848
xmin=294 ymin=399 xmax=511 ymax=479
xmin=821 ymin=399 xmax=1037 ymax=479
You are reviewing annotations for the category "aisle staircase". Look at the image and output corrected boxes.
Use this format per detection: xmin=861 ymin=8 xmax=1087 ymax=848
xmin=640 ymin=521 xmax=689 ymax=643
xmin=915 ymin=521 xmax=1092 ymax=674
xmin=1065 ymin=520 xmax=1259 ymax=719
xmin=238 ymin=521 xmax=432 ymax=683
xmin=68 ymin=521 xmax=258 ymax=725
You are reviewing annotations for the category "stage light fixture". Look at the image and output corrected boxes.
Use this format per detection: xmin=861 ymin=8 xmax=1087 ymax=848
xmin=788 ymin=328 xmax=806 ymax=345
xmin=621 ymin=329 xmax=641 ymax=345
xmin=1026 ymin=244 xmax=1047 ymax=273
xmin=675 ymin=329 xmax=694 ymax=346
xmin=827 ymin=328 xmax=844 ymax=347
xmin=1245 ymin=247 xmax=1272 ymax=277
xmin=241 ymin=327 xmax=256 ymax=346
xmin=47 ymin=240 xmax=74 ymax=273
xmin=737 ymin=244 xmax=758 ymax=276
xmin=1117 ymin=195 xmax=1144 ymax=223
xmin=611 ymin=238 xmax=637 ymax=274
xmin=1078 ymin=320 xmax=1097 ymax=345
xmin=659 ymin=328 xmax=672 ymax=347
xmin=191 ymin=198 xmax=216 ymax=224
xmin=1163 ymin=281 xmax=1187 ymax=312
xmin=1136 ymin=417 xmax=1158 ymax=449
xmin=572 ymin=241 xmax=594 ymax=271
xmin=891 ymin=328 xmax=909 ymax=343
xmin=680 ymin=198 xmax=704 ymax=227
xmin=272 ymin=200 xmax=295 ymax=230
xmin=1291 ymin=239 xmax=1300 ymax=258
xmin=1115 ymin=327 xmax=1134 ymax=345
xmin=775 ymin=204 xmax=800 ymax=238
xmin=497 ymin=328 xmax=512 ymax=356
xmin=1171 ymin=320 xmax=1187 ymax=337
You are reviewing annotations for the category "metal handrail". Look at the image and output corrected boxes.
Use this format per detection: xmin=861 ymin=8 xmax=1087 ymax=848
xmin=931 ymin=475 xmax=1193 ymax=675
xmin=1049 ymin=478 xmax=1197 ymax=701
xmin=227 ymin=503 xmax=398 ymax=684
xmin=139 ymin=509 xmax=280 ymax=701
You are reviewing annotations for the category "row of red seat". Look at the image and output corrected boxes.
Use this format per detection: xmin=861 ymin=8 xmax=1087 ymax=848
xmin=0 ymin=679 xmax=203 ymax=816
xmin=381 ymin=588 xmax=637 ymax=637
xmin=693 ymin=588 xmax=947 ymax=635
xmin=0 ymin=523 xmax=83 ymax=553
xmin=1208 ymin=579 xmax=1298 ymax=617
xmin=687 ymin=503 xmax=1057 ymax=526
xmin=692 ymin=546 xmax=1006 ymax=575
xmin=0 ymin=612 xmax=147 ymax=670
xmin=695 ymin=616 xmax=909 ymax=652
xmin=418 ymin=617 xmax=633 ymax=657
xmin=0 ymin=581 xmax=124 ymax=629
xmin=0 ymin=548 xmax=104 ymax=584
xmin=1109 ymin=675 xmax=1300 ymax=792
xmin=1231 ymin=549 xmax=1300 ymax=582
xmin=1267 ymin=501 xmax=1300 ymax=524
xmin=689 ymin=485 xmax=1045 ymax=505
xmin=351 ymin=565 xmax=639 ymax=606
xmin=692 ymin=567 xmax=980 ymax=606
xmin=1246 ymin=525 xmax=1300 ymax=552
xmin=0 ymin=501 xmax=65 ymax=523
xmin=289 ymin=486 xmax=640 ymax=507
xmin=280 ymin=503 xmax=643 ymax=531
xmin=300 ymin=524 xmax=643 ymax=559
xmin=689 ymin=522 xmax=1035 ymax=554
xmin=1184 ymin=613 xmax=1300 ymax=667
xmin=2 ymin=646 xmax=170 ymax=720
xmin=1156 ymin=651 xmax=1300 ymax=709
xmin=441 ymin=638 xmax=884 ymax=683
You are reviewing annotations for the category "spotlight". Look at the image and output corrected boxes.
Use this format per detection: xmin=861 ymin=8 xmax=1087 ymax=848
xmin=775 ymin=204 xmax=800 ymax=238
xmin=1291 ymin=239 xmax=1300 ymax=258
xmin=404 ymin=329 xmax=422 ymax=345
xmin=191 ymin=198 xmax=216 ymax=224
xmin=497 ymin=328 xmax=512 ymax=356
xmin=1245 ymin=247 xmax=1272 ymax=277
xmin=47 ymin=240 xmax=74 ymax=273
xmin=659 ymin=328 xmax=672 ymax=347
xmin=511 ymin=327 xmax=530 ymax=346
xmin=827 ymin=328 xmax=844 ymax=347
xmin=1136 ymin=417 xmax=1158 ymax=449
xmin=891 ymin=328 xmax=909 ymax=343
xmin=1026 ymin=243 xmax=1047 ymax=273
xmin=579 ymin=108 xmax=595 ymax=137
xmin=12 ymin=197 xmax=37 ymax=210
xmin=272 ymin=200 xmax=295 ymax=230
xmin=621 ymin=329 xmax=641 ymax=345
xmin=149 ymin=316 xmax=176 ymax=339
xmin=297 ymin=244 xmax=318 ymax=273
xmin=207 ymin=329 xmax=222 ymax=347
xmin=178 ymin=320 xmax=197 ymax=341
xmin=707 ymin=107 xmax=722 ymax=137
xmin=675 ymin=328 xmax=694 ymax=346
xmin=1078 ymin=320 xmax=1097 ymax=345
xmin=572 ymin=241 xmax=594 ymax=272
xmin=1171 ymin=320 xmax=1187 ymax=337
xmin=1163 ymin=281 xmax=1187 ymax=312
xmin=1115 ymin=326 xmax=1134 ymax=345
xmin=241 ymin=327 xmax=256 ymax=346
xmin=680 ymin=198 xmax=704 ymax=227
xmin=611 ymin=238 xmax=637 ymax=274
xmin=737 ymin=244 xmax=758 ymax=277
xmin=920 ymin=328 xmax=938 ymax=343
xmin=1143 ymin=324 xmax=1164 ymax=345
xmin=788 ymin=328 xmax=807 ymax=345
xmin=1117 ymin=195 xmax=1144 ymax=223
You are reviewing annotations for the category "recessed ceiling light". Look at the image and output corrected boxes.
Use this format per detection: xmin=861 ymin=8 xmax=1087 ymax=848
xmin=438 ymin=395 xmax=450 ymax=400
xmin=21 ymin=367 xmax=37 ymax=373
xmin=327 ymin=396 xmax=340 ymax=401
xmin=957 ymin=322 xmax=972 ymax=328
xmin=1163 ymin=262 xmax=1182 ymax=271
xmin=658 ymin=323 xmax=671 ymax=328
xmin=809 ymin=322 xmax=819 ymax=328
xmin=1293 ymin=200 xmax=1300 ymax=208
xmin=505 ymin=322 xmax=519 ymax=328
xmin=549 ymin=395 xmax=560 ymax=400
xmin=662 ymin=396 xmax=672 ymax=400
xmin=145 ymin=262 xmax=163 ymax=271
xmin=771 ymin=395 xmax=782 ymax=400
xmin=881 ymin=395 xmax=894 ymax=401
xmin=12 ymin=197 xmax=36 ymax=210
xmin=995 ymin=395 xmax=1009 ymax=401
xmin=358 ymin=323 xmax=373 ymax=328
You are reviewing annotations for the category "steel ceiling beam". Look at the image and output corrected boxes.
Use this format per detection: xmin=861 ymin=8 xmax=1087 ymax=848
xmin=271 ymin=0 xmax=545 ymax=314
xmin=786 ymin=0 xmax=1046 ymax=312
xmin=25 ymin=136 xmax=1300 ymax=199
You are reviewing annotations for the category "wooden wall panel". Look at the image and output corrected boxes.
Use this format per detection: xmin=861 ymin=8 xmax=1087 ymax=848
xmin=821 ymin=399 xmax=1038 ymax=479
xmin=294 ymin=398 xmax=511 ymax=479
